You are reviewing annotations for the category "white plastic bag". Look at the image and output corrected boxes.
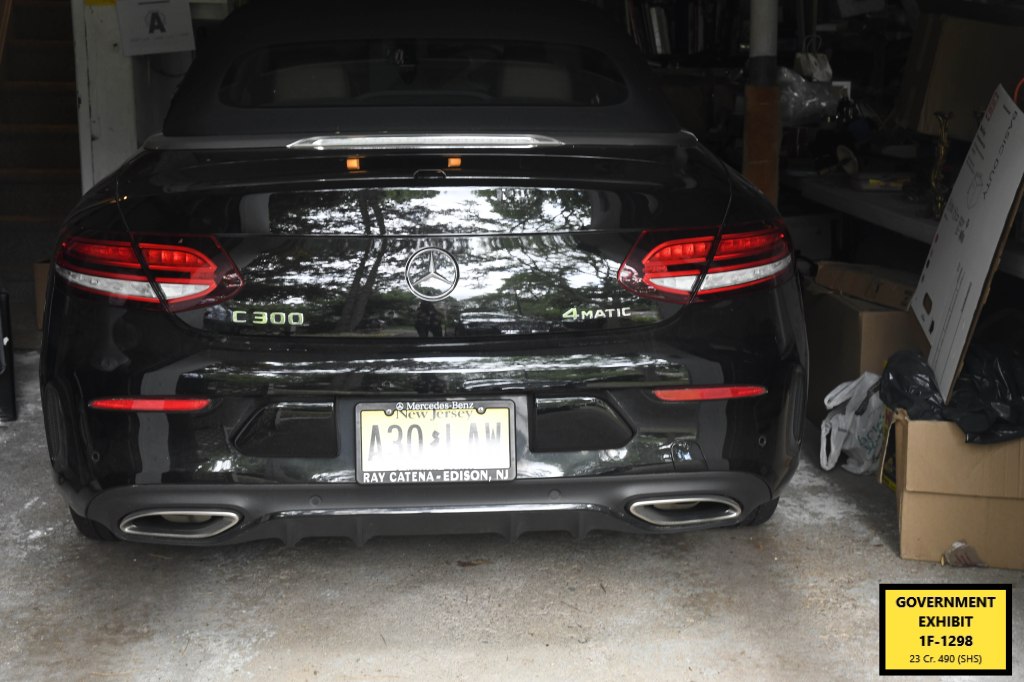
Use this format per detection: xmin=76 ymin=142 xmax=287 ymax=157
xmin=819 ymin=372 xmax=889 ymax=474
xmin=794 ymin=52 xmax=832 ymax=83
xmin=794 ymin=36 xmax=833 ymax=82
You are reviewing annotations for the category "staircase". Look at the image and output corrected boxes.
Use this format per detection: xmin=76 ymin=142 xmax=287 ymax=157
xmin=0 ymin=0 xmax=80 ymax=346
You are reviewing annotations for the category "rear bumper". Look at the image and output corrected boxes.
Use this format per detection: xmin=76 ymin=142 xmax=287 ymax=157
xmin=44 ymin=276 xmax=807 ymax=545
xmin=82 ymin=471 xmax=774 ymax=546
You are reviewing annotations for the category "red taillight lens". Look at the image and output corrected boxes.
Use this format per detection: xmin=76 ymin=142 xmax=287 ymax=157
xmin=140 ymin=245 xmax=217 ymax=274
xmin=89 ymin=397 xmax=212 ymax=412
xmin=653 ymin=386 xmax=767 ymax=401
xmin=62 ymin=240 xmax=140 ymax=269
xmin=644 ymin=237 xmax=715 ymax=272
xmin=618 ymin=222 xmax=792 ymax=303
xmin=55 ymin=235 xmax=242 ymax=310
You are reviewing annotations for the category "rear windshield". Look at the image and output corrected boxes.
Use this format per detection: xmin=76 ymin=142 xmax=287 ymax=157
xmin=219 ymin=39 xmax=628 ymax=108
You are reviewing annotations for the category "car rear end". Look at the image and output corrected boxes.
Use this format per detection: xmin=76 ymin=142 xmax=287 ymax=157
xmin=41 ymin=140 xmax=805 ymax=544
xmin=39 ymin=0 xmax=806 ymax=545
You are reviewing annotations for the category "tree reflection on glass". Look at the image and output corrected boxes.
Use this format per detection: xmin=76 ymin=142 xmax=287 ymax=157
xmin=213 ymin=186 xmax=655 ymax=338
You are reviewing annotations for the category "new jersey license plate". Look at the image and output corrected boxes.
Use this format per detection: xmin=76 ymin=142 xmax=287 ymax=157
xmin=355 ymin=399 xmax=515 ymax=484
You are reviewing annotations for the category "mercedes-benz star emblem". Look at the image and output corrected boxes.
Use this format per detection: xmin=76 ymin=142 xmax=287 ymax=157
xmin=405 ymin=247 xmax=459 ymax=301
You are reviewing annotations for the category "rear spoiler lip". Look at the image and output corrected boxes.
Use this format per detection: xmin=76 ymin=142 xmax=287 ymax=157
xmin=142 ymin=130 xmax=700 ymax=152
xmin=286 ymin=134 xmax=566 ymax=150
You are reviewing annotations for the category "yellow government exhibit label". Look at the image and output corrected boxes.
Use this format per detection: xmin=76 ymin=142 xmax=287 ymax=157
xmin=880 ymin=584 xmax=1012 ymax=675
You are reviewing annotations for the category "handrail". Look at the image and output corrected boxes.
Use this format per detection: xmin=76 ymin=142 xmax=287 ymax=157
xmin=0 ymin=0 xmax=12 ymax=69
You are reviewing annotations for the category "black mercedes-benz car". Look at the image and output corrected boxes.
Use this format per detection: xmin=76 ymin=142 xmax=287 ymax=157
xmin=41 ymin=0 xmax=806 ymax=545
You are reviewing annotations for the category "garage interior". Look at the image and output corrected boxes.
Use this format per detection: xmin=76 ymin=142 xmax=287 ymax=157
xmin=1 ymin=0 xmax=1022 ymax=679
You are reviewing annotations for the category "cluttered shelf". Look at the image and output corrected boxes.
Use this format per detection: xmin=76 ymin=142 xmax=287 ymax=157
xmin=787 ymin=173 xmax=1024 ymax=280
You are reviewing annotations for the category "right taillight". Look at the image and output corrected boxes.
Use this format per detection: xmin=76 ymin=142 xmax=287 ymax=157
xmin=617 ymin=222 xmax=792 ymax=303
xmin=54 ymin=235 xmax=243 ymax=310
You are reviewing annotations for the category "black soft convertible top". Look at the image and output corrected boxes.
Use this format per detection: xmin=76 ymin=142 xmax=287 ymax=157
xmin=163 ymin=0 xmax=680 ymax=137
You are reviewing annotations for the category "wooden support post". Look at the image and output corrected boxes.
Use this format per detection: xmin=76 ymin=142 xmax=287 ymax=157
xmin=744 ymin=0 xmax=780 ymax=206
xmin=0 ymin=0 xmax=12 ymax=68
xmin=743 ymin=84 xmax=781 ymax=206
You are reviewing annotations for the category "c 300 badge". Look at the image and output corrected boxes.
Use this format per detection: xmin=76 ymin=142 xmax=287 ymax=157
xmin=405 ymin=247 xmax=459 ymax=301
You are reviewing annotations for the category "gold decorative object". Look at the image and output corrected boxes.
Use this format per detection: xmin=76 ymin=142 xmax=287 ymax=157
xmin=930 ymin=111 xmax=953 ymax=219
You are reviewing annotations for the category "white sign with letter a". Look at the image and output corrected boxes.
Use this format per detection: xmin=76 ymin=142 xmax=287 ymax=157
xmin=116 ymin=0 xmax=196 ymax=57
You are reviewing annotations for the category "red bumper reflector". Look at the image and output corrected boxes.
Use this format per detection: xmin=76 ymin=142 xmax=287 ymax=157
xmin=89 ymin=397 xmax=211 ymax=412
xmin=653 ymin=386 xmax=767 ymax=402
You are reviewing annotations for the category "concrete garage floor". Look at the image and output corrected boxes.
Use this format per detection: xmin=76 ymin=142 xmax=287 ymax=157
xmin=1 ymin=351 xmax=1021 ymax=682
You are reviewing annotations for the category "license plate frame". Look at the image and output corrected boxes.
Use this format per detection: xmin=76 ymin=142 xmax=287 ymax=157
xmin=355 ymin=399 xmax=516 ymax=485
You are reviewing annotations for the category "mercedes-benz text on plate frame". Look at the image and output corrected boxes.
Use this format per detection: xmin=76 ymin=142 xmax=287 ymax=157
xmin=405 ymin=247 xmax=459 ymax=301
xmin=356 ymin=400 xmax=515 ymax=485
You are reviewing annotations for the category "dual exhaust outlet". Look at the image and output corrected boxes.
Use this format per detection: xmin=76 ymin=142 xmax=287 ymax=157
xmin=116 ymin=496 xmax=742 ymax=540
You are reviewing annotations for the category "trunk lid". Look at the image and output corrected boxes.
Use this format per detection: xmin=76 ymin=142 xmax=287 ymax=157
xmin=113 ymin=145 xmax=734 ymax=340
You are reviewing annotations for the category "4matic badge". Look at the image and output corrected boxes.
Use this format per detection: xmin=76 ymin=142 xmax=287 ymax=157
xmin=562 ymin=305 xmax=631 ymax=322
xmin=406 ymin=248 xmax=459 ymax=301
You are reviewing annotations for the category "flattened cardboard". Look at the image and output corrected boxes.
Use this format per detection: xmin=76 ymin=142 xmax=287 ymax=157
xmin=891 ymin=412 xmax=1024 ymax=570
xmin=814 ymin=261 xmax=917 ymax=310
xmin=910 ymin=85 xmax=1024 ymax=401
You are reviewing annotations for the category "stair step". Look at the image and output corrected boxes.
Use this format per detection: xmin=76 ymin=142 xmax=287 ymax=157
xmin=2 ymin=3 xmax=85 ymax=224
xmin=0 ymin=80 xmax=74 ymax=91
xmin=11 ymin=0 xmax=72 ymax=42
xmin=0 ymin=177 xmax=81 ymax=220
xmin=0 ymin=80 xmax=75 ymax=92
xmin=0 ymin=123 xmax=77 ymax=134
xmin=5 ymin=36 xmax=71 ymax=47
xmin=6 ymin=38 xmax=72 ymax=48
xmin=3 ymin=40 xmax=76 ymax=82
xmin=0 ymin=80 xmax=77 ymax=124
xmin=0 ymin=214 xmax=66 ymax=224
xmin=0 ymin=128 xmax=80 ymax=168
xmin=0 ymin=167 xmax=79 ymax=180
xmin=0 ymin=221 xmax=64 ymax=284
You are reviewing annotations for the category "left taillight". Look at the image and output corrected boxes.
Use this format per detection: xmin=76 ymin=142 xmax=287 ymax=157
xmin=54 ymin=235 xmax=243 ymax=310
xmin=617 ymin=222 xmax=792 ymax=303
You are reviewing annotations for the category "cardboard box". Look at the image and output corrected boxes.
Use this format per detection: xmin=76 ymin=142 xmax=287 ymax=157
xmin=814 ymin=261 xmax=917 ymax=310
xmin=803 ymin=282 xmax=929 ymax=422
xmin=891 ymin=412 xmax=1024 ymax=570
xmin=34 ymin=260 xmax=50 ymax=331
xmin=894 ymin=14 xmax=1024 ymax=141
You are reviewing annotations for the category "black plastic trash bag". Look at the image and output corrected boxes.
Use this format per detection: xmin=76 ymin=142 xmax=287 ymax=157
xmin=945 ymin=344 xmax=1024 ymax=443
xmin=879 ymin=350 xmax=944 ymax=420
xmin=880 ymin=348 xmax=1024 ymax=444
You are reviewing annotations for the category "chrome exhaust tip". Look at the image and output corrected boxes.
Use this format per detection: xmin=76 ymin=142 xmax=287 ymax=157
xmin=119 ymin=510 xmax=241 ymax=540
xmin=627 ymin=496 xmax=742 ymax=527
